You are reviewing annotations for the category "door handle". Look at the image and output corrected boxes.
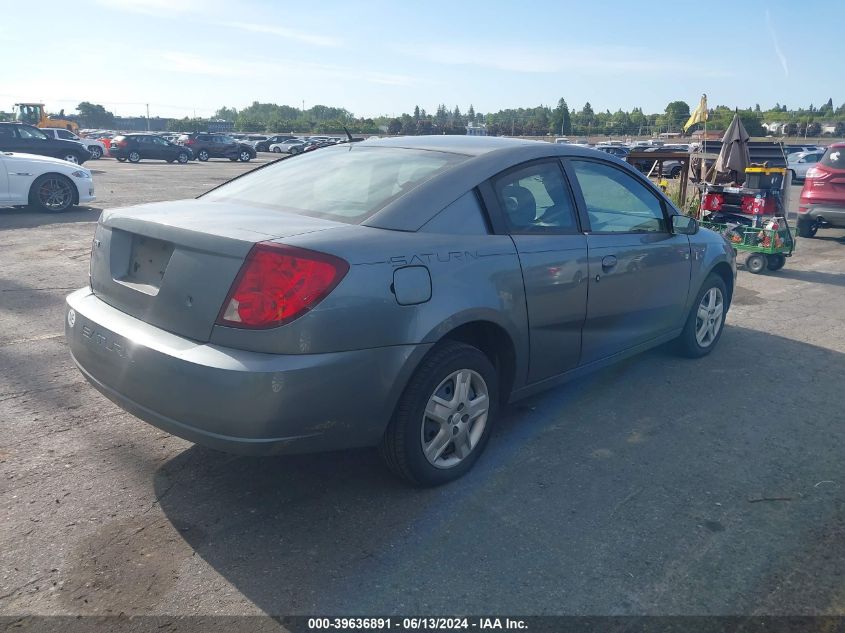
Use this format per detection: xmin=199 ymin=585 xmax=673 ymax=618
xmin=601 ymin=255 xmax=618 ymax=269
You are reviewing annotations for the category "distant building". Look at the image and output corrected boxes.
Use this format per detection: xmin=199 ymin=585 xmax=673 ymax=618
xmin=207 ymin=119 xmax=234 ymax=133
xmin=821 ymin=122 xmax=837 ymax=135
xmin=466 ymin=122 xmax=487 ymax=136
xmin=690 ymin=129 xmax=724 ymax=140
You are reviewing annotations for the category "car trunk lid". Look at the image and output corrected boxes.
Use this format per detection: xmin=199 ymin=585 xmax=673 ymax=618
xmin=90 ymin=199 xmax=344 ymax=342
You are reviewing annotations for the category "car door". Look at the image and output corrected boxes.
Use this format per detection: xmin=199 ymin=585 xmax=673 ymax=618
xmin=0 ymin=153 xmax=10 ymax=203
xmin=487 ymin=159 xmax=588 ymax=382
xmin=149 ymin=136 xmax=170 ymax=160
xmin=566 ymin=158 xmax=691 ymax=365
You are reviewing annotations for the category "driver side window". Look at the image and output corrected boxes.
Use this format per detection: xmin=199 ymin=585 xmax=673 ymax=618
xmin=571 ymin=159 xmax=666 ymax=233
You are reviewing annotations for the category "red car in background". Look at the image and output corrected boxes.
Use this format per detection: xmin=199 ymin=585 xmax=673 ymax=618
xmin=798 ymin=142 xmax=845 ymax=237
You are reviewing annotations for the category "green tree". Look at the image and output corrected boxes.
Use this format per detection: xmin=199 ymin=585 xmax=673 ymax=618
xmin=835 ymin=121 xmax=845 ymax=137
xmin=551 ymin=98 xmax=571 ymax=135
xmin=76 ymin=102 xmax=115 ymax=128
xmin=663 ymin=100 xmax=691 ymax=130
xmin=387 ymin=118 xmax=402 ymax=135
xmin=214 ymin=106 xmax=238 ymax=120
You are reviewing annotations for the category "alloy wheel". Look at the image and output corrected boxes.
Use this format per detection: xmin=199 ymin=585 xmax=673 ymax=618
xmin=37 ymin=177 xmax=73 ymax=211
xmin=239 ymin=150 xmax=251 ymax=161
xmin=695 ymin=287 xmax=724 ymax=348
xmin=63 ymin=154 xmax=79 ymax=164
xmin=421 ymin=369 xmax=489 ymax=469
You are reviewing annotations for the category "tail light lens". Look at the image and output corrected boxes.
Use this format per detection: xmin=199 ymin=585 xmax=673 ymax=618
xmin=183 ymin=138 xmax=196 ymax=145
xmin=805 ymin=167 xmax=824 ymax=180
xmin=117 ymin=140 xmax=127 ymax=148
xmin=217 ymin=242 xmax=349 ymax=329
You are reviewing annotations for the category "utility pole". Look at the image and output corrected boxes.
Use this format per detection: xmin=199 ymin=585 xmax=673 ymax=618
xmin=146 ymin=103 xmax=150 ymax=131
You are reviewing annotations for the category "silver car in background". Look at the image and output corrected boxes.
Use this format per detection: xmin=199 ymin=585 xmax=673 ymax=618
xmin=65 ymin=136 xmax=735 ymax=485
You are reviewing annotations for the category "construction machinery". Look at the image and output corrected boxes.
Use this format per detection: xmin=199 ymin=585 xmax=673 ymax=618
xmin=13 ymin=103 xmax=79 ymax=133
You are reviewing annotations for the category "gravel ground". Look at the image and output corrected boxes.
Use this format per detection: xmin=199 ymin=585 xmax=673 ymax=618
xmin=1 ymin=157 xmax=844 ymax=617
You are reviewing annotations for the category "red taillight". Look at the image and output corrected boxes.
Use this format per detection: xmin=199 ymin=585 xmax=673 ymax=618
xmin=183 ymin=138 xmax=196 ymax=145
xmin=117 ymin=140 xmax=128 ymax=148
xmin=217 ymin=242 xmax=349 ymax=329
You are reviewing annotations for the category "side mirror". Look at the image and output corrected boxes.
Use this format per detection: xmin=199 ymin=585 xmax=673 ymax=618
xmin=672 ymin=214 xmax=699 ymax=235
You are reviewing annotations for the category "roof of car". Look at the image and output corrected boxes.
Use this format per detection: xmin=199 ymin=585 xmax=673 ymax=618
xmin=360 ymin=135 xmax=543 ymax=156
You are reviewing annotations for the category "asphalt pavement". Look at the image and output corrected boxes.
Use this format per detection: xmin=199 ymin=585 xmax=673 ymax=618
xmin=1 ymin=157 xmax=844 ymax=617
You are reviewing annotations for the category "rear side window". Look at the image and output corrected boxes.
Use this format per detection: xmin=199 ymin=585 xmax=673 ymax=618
xmin=821 ymin=147 xmax=845 ymax=170
xmin=492 ymin=160 xmax=578 ymax=234
xmin=203 ymin=146 xmax=467 ymax=224
xmin=421 ymin=191 xmax=489 ymax=235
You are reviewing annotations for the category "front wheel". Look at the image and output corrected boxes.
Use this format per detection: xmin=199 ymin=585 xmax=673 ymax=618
xmin=29 ymin=174 xmax=75 ymax=213
xmin=745 ymin=253 xmax=767 ymax=274
xmin=61 ymin=152 xmax=80 ymax=164
xmin=272 ymin=146 xmax=281 ymax=153
xmin=239 ymin=150 xmax=252 ymax=162
xmin=177 ymin=152 xmax=189 ymax=164
xmin=197 ymin=149 xmax=209 ymax=161
xmin=676 ymin=273 xmax=728 ymax=358
xmin=380 ymin=341 xmax=498 ymax=486
xmin=89 ymin=146 xmax=102 ymax=159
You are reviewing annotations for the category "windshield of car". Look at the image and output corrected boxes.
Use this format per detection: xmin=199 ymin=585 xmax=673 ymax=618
xmin=202 ymin=145 xmax=466 ymax=223
xmin=820 ymin=146 xmax=845 ymax=170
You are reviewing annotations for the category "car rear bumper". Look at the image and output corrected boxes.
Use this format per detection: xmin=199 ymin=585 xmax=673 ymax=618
xmin=65 ymin=288 xmax=428 ymax=455
xmin=799 ymin=203 xmax=845 ymax=227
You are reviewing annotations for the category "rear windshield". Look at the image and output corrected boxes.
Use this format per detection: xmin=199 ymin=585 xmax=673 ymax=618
xmin=820 ymin=146 xmax=845 ymax=170
xmin=202 ymin=145 xmax=467 ymax=223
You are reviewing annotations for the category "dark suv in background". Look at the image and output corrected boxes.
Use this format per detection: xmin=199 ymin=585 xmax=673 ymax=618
xmin=177 ymin=133 xmax=256 ymax=162
xmin=0 ymin=123 xmax=91 ymax=164
xmin=109 ymin=134 xmax=193 ymax=163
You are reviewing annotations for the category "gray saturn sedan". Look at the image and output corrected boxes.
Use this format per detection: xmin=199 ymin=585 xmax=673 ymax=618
xmin=66 ymin=136 xmax=735 ymax=485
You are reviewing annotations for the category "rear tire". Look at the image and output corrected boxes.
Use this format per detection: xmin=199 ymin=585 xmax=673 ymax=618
xmin=89 ymin=146 xmax=103 ymax=159
xmin=766 ymin=254 xmax=786 ymax=271
xmin=380 ymin=341 xmax=498 ymax=486
xmin=676 ymin=273 xmax=728 ymax=358
xmin=670 ymin=166 xmax=682 ymax=178
xmin=273 ymin=146 xmax=281 ymax=153
xmin=29 ymin=174 xmax=75 ymax=213
xmin=177 ymin=152 xmax=189 ymax=164
xmin=116 ymin=157 xmax=127 ymax=162
xmin=797 ymin=220 xmax=819 ymax=238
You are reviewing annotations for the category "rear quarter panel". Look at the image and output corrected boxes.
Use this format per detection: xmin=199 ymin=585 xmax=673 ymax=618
xmin=208 ymin=225 xmax=530 ymax=387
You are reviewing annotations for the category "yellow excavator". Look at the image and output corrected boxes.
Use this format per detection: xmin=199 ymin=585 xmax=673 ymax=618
xmin=14 ymin=103 xmax=79 ymax=133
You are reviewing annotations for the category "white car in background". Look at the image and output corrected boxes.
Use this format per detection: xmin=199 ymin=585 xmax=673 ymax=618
xmin=268 ymin=138 xmax=306 ymax=154
xmin=787 ymin=150 xmax=825 ymax=182
xmin=0 ymin=151 xmax=95 ymax=212
xmin=39 ymin=128 xmax=107 ymax=159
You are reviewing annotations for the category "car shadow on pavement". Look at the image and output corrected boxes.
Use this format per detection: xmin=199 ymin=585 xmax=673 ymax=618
xmin=774 ymin=268 xmax=845 ymax=288
xmin=0 ymin=205 xmax=101 ymax=230
xmin=153 ymin=325 xmax=845 ymax=615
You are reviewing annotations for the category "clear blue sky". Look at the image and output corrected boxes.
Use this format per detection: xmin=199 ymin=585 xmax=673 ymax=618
xmin=2 ymin=0 xmax=842 ymax=119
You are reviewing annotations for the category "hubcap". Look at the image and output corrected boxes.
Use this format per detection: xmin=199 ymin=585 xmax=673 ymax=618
xmin=64 ymin=154 xmax=78 ymax=163
xmin=421 ymin=369 xmax=489 ymax=469
xmin=240 ymin=151 xmax=249 ymax=160
xmin=38 ymin=178 xmax=72 ymax=210
xmin=695 ymin=287 xmax=724 ymax=348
